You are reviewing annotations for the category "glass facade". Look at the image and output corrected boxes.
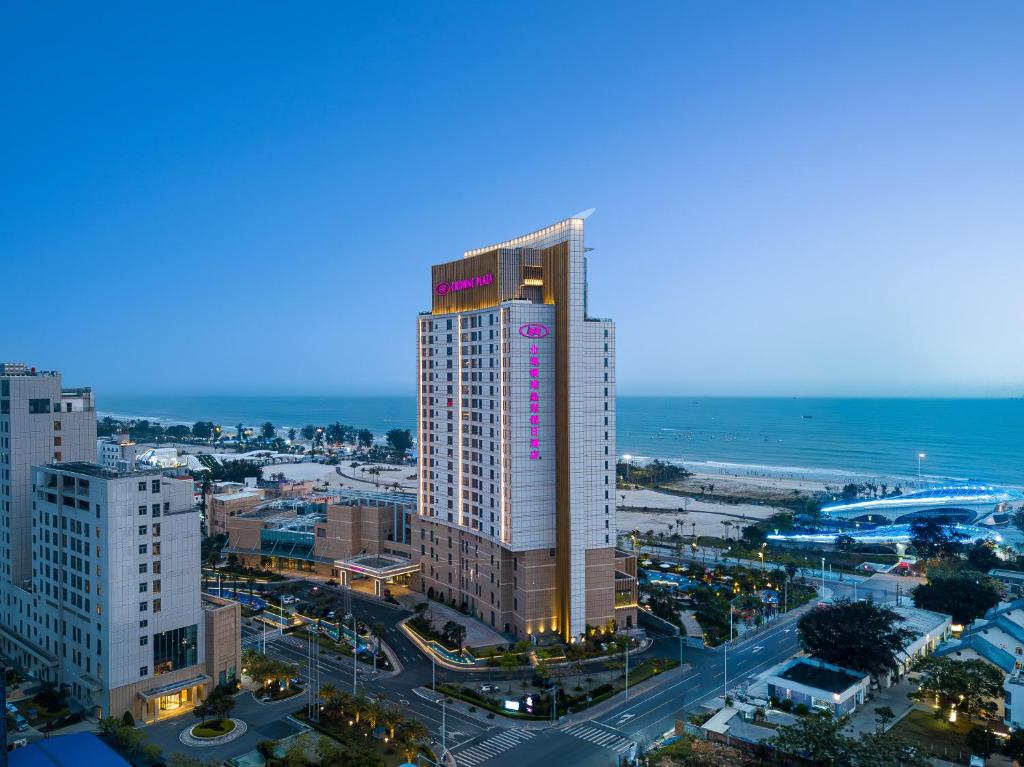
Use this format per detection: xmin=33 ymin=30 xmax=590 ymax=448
xmin=153 ymin=624 xmax=197 ymax=675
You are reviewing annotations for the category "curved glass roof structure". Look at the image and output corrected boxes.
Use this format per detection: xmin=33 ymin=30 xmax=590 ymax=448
xmin=821 ymin=485 xmax=1024 ymax=516
xmin=767 ymin=523 xmax=1002 ymax=546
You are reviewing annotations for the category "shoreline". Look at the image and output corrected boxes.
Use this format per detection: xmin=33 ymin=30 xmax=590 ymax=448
xmin=97 ymin=408 xmax=1023 ymax=491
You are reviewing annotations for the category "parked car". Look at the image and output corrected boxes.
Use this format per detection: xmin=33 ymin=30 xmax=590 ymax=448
xmin=479 ymin=684 xmax=498 ymax=693
xmin=13 ymin=714 xmax=29 ymax=732
xmin=4 ymin=702 xmax=16 ymax=715
xmin=9 ymin=738 xmax=28 ymax=750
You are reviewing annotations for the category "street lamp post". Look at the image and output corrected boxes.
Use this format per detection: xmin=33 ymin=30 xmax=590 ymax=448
xmin=918 ymin=453 xmax=926 ymax=488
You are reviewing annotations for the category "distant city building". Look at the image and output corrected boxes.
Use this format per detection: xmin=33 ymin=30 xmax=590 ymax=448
xmin=98 ymin=432 xmax=141 ymax=470
xmin=415 ymin=213 xmax=636 ymax=641
xmin=820 ymin=485 xmax=1024 ymax=526
xmin=0 ymin=363 xmax=96 ymax=657
xmin=20 ymin=462 xmax=239 ymax=722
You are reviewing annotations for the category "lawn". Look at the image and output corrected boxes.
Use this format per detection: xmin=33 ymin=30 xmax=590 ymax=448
xmin=889 ymin=709 xmax=973 ymax=763
xmin=192 ymin=718 xmax=236 ymax=738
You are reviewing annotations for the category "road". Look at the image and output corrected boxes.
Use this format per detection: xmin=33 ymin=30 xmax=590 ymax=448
xmin=242 ymin=572 xmax=909 ymax=766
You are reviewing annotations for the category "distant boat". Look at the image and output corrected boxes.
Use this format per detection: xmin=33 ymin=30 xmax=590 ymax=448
xmin=802 ymin=415 xmax=813 ymax=419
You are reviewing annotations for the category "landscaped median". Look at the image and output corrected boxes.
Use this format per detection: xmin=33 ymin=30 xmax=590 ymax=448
xmin=399 ymin=616 xmax=486 ymax=670
xmin=430 ymin=657 xmax=680 ymax=719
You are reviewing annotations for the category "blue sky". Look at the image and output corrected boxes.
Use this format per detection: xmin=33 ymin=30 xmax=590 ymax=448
xmin=3 ymin=2 xmax=1022 ymax=397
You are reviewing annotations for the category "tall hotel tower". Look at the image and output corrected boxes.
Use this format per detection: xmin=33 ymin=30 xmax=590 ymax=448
xmin=416 ymin=212 xmax=635 ymax=643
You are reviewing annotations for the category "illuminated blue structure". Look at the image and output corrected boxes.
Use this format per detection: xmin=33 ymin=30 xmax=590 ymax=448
xmin=820 ymin=485 xmax=1023 ymax=525
xmin=767 ymin=523 xmax=1002 ymax=547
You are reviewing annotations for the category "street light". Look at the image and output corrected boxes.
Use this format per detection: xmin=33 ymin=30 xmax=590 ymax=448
xmin=917 ymin=453 xmax=926 ymax=488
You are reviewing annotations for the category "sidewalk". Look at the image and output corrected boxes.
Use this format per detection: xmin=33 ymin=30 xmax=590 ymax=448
xmin=419 ymin=599 xmax=507 ymax=648
xmin=846 ymin=676 xmax=917 ymax=736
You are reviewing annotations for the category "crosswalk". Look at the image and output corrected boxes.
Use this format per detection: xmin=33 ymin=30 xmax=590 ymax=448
xmin=559 ymin=722 xmax=634 ymax=754
xmin=241 ymin=628 xmax=282 ymax=649
xmin=451 ymin=729 xmax=537 ymax=766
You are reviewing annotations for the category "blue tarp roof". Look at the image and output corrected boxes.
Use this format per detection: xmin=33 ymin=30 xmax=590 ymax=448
xmin=9 ymin=732 xmax=130 ymax=767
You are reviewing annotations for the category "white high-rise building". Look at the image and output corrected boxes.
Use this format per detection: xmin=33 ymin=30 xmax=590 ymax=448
xmin=415 ymin=213 xmax=637 ymax=642
xmin=0 ymin=364 xmax=240 ymax=722
xmin=29 ymin=463 xmax=210 ymax=718
xmin=0 ymin=363 xmax=96 ymax=651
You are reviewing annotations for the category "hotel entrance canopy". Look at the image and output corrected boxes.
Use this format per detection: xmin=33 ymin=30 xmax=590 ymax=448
xmin=334 ymin=554 xmax=419 ymax=595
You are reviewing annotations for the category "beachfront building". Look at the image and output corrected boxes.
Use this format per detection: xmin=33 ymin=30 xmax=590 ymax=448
xmin=21 ymin=462 xmax=239 ymax=722
xmin=98 ymin=432 xmax=142 ymax=470
xmin=820 ymin=485 xmax=1024 ymax=526
xmin=0 ymin=363 xmax=97 ymax=662
xmin=415 ymin=212 xmax=636 ymax=642
xmin=225 ymin=489 xmax=416 ymax=589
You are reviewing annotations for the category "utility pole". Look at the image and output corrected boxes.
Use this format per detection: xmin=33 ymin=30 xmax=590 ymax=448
xmin=821 ymin=557 xmax=826 ymax=599
xmin=352 ymin=613 xmax=358 ymax=696
xmin=431 ymin=653 xmax=436 ymax=692
xmin=723 ymin=640 xmax=728 ymax=705
xmin=441 ymin=697 xmax=447 ymax=759
xmin=624 ymin=640 xmax=630 ymax=699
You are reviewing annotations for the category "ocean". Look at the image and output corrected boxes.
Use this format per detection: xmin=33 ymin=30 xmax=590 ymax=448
xmin=97 ymin=395 xmax=1024 ymax=487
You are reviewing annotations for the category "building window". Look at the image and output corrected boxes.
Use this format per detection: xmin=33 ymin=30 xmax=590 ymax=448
xmin=138 ymin=482 xmax=146 ymax=491
xmin=29 ymin=399 xmax=51 ymax=414
xmin=140 ymin=666 xmax=149 ymax=677
xmin=139 ymin=601 xmax=148 ymax=612
xmin=139 ymin=544 xmax=147 ymax=555
xmin=139 ymin=563 xmax=148 ymax=574
xmin=140 ymin=635 xmax=148 ymax=646
xmin=152 ymin=624 xmax=197 ymax=674
xmin=138 ymin=505 xmax=147 ymax=516
xmin=138 ymin=525 xmax=147 ymax=535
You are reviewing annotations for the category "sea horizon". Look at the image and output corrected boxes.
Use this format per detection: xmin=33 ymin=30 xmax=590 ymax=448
xmin=96 ymin=394 xmax=1024 ymax=488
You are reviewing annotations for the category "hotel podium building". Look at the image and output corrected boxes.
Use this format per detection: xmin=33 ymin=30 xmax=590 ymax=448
xmin=415 ymin=212 xmax=637 ymax=643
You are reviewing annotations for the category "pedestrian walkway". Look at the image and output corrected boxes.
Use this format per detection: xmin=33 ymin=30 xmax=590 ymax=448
xmin=558 ymin=722 xmax=634 ymax=754
xmin=451 ymin=729 xmax=538 ymax=766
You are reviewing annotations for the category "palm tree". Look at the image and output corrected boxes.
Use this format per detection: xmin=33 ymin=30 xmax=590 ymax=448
xmin=397 ymin=718 xmax=428 ymax=761
xmin=722 ymin=521 xmax=733 ymax=541
xmin=381 ymin=706 xmax=402 ymax=739
xmin=365 ymin=698 xmax=385 ymax=730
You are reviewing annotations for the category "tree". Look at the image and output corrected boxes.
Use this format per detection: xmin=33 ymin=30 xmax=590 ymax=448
xmin=966 ymin=541 xmax=1001 ymax=573
xmin=499 ymin=653 xmax=519 ymax=691
xmin=873 ymin=705 xmax=895 ymax=733
xmin=191 ymin=421 xmax=212 ymax=439
xmin=966 ymin=725 xmax=1000 ymax=759
xmin=300 ymin=424 xmax=318 ymax=441
xmin=909 ymin=519 xmax=966 ymax=560
xmin=165 ymin=424 xmax=192 ymax=440
xmin=911 ymin=569 xmax=999 ymax=625
xmin=912 ymin=656 xmax=1003 ymax=719
xmin=442 ymin=620 xmax=467 ymax=650
xmin=770 ymin=715 xmax=931 ymax=767
xmin=261 ymin=422 xmax=276 ymax=440
xmin=797 ymin=599 xmax=914 ymax=678
xmin=385 ymin=428 xmax=413 ymax=459
xmin=784 ymin=562 xmax=799 ymax=583
xmin=168 ymin=755 xmax=213 ymax=767
xmin=834 ymin=533 xmax=856 ymax=553
xmin=380 ymin=705 xmax=403 ymax=739
xmin=287 ymin=427 xmax=296 ymax=441
xmin=1001 ymin=727 xmax=1024 ymax=762
xmin=357 ymin=429 xmax=374 ymax=449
